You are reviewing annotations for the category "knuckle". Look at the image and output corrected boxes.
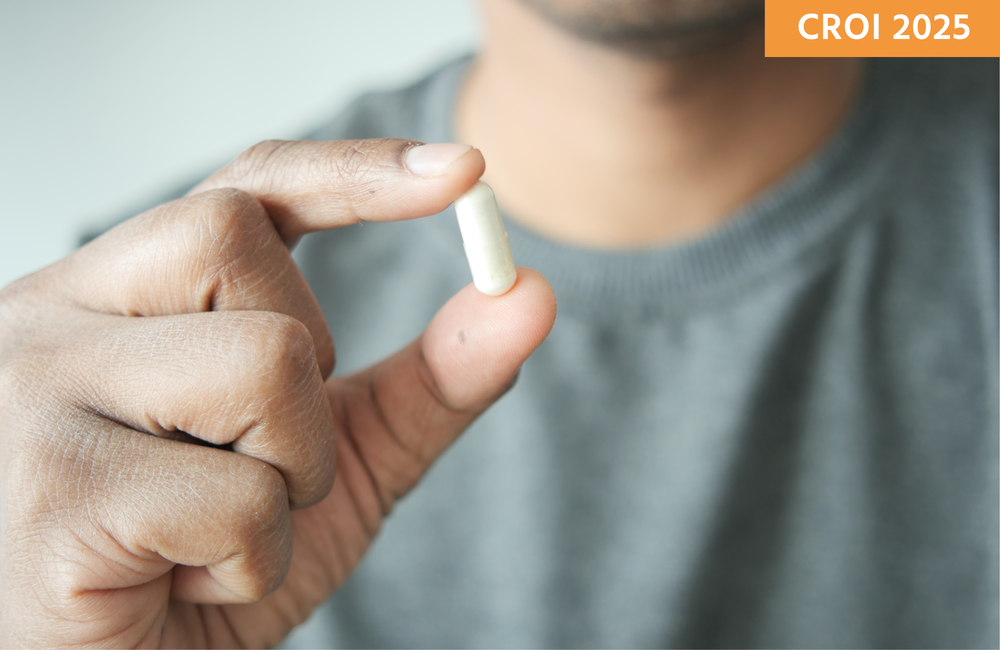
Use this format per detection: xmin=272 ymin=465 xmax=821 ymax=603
xmin=303 ymin=138 xmax=405 ymax=223
xmin=196 ymin=188 xmax=268 ymax=248
xmin=227 ymin=461 xmax=292 ymax=599
xmin=202 ymin=186 xmax=260 ymax=216
xmin=228 ymin=139 xmax=288 ymax=187
xmin=332 ymin=140 xmax=379 ymax=179
xmin=243 ymin=314 xmax=319 ymax=393
xmin=324 ymin=138 xmax=403 ymax=191
xmin=183 ymin=188 xmax=273 ymax=287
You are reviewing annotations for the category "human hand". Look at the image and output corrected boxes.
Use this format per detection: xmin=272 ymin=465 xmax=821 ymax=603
xmin=0 ymin=139 xmax=556 ymax=647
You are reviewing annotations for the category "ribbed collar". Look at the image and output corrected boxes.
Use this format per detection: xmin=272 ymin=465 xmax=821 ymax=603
xmin=421 ymin=55 xmax=898 ymax=309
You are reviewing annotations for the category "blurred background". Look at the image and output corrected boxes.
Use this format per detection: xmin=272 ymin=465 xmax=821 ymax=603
xmin=0 ymin=0 xmax=480 ymax=289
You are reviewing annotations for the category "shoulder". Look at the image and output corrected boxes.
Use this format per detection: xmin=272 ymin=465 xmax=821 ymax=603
xmin=866 ymin=58 xmax=997 ymax=215
xmin=877 ymin=58 xmax=998 ymax=152
xmin=859 ymin=58 xmax=997 ymax=334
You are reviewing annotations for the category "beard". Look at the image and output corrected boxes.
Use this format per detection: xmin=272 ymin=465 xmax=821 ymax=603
xmin=516 ymin=0 xmax=765 ymax=57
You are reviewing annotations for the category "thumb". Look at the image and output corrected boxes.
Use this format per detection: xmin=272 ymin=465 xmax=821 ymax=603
xmin=328 ymin=267 xmax=557 ymax=510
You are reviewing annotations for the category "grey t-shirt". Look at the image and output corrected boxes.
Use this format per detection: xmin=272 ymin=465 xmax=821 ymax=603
xmin=277 ymin=57 xmax=998 ymax=648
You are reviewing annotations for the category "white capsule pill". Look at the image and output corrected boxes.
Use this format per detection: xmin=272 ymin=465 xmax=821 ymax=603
xmin=454 ymin=181 xmax=517 ymax=296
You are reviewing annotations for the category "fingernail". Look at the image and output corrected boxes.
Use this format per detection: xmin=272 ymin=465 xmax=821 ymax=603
xmin=405 ymin=143 xmax=472 ymax=176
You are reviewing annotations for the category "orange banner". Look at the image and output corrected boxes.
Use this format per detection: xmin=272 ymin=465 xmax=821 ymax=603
xmin=765 ymin=0 xmax=1000 ymax=56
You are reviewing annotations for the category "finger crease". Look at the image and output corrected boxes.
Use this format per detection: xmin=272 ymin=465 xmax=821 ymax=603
xmin=336 ymin=394 xmax=392 ymax=521
xmin=219 ymin=606 xmax=250 ymax=649
xmin=366 ymin=372 xmax=427 ymax=494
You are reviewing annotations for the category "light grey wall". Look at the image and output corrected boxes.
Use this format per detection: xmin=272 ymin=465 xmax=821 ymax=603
xmin=0 ymin=0 xmax=480 ymax=289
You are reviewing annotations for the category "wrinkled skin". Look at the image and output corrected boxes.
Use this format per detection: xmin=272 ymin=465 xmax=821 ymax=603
xmin=0 ymin=138 xmax=557 ymax=647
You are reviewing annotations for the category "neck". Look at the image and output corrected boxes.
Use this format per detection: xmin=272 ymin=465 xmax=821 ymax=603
xmin=456 ymin=0 xmax=863 ymax=249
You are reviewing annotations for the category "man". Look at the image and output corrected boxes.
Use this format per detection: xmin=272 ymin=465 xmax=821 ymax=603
xmin=1 ymin=0 xmax=996 ymax=647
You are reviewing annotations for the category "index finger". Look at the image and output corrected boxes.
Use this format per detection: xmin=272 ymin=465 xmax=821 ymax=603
xmin=190 ymin=139 xmax=486 ymax=243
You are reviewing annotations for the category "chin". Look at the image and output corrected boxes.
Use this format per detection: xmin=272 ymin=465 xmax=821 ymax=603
xmin=516 ymin=0 xmax=765 ymax=57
